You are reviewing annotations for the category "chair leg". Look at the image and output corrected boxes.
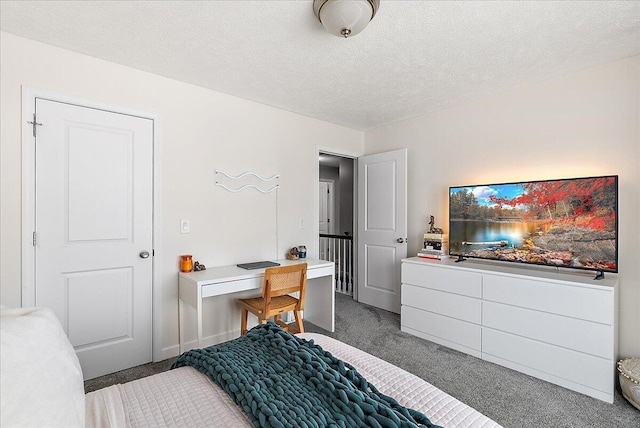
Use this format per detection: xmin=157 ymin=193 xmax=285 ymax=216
xmin=293 ymin=310 xmax=304 ymax=334
xmin=274 ymin=313 xmax=290 ymax=331
xmin=241 ymin=308 xmax=248 ymax=335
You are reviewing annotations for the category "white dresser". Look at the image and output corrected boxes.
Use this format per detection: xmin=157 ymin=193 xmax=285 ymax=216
xmin=401 ymin=257 xmax=618 ymax=403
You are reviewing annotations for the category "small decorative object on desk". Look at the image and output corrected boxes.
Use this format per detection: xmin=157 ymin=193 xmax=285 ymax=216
xmin=193 ymin=261 xmax=206 ymax=271
xmin=286 ymin=247 xmax=299 ymax=260
xmin=180 ymin=255 xmax=193 ymax=272
xmin=297 ymin=245 xmax=307 ymax=259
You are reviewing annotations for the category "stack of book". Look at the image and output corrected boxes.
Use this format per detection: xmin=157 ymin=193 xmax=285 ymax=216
xmin=417 ymin=233 xmax=448 ymax=260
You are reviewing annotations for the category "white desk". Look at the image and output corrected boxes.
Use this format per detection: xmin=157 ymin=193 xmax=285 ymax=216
xmin=178 ymin=259 xmax=335 ymax=352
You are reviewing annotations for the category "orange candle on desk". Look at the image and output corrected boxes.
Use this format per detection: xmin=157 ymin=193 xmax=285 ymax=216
xmin=180 ymin=255 xmax=193 ymax=272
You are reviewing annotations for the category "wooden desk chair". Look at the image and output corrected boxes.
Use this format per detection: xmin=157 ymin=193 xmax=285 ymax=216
xmin=238 ymin=263 xmax=307 ymax=335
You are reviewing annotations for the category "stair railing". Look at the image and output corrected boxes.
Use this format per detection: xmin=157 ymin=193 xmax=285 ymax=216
xmin=319 ymin=233 xmax=353 ymax=296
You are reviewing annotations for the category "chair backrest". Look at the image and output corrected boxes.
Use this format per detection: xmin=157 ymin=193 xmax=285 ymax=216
xmin=263 ymin=263 xmax=307 ymax=307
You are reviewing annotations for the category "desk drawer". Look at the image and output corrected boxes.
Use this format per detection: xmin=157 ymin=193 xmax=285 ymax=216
xmin=201 ymin=277 xmax=262 ymax=298
xmin=308 ymin=264 xmax=334 ymax=279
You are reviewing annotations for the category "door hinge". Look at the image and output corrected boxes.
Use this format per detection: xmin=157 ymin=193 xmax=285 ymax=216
xmin=27 ymin=113 xmax=43 ymax=138
xmin=32 ymin=231 xmax=36 ymax=246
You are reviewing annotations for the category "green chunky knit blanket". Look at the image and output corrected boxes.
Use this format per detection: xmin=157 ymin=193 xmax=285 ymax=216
xmin=172 ymin=323 xmax=441 ymax=428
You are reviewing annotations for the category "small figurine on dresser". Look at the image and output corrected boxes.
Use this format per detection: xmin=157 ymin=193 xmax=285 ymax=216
xmin=419 ymin=215 xmax=448 ymax=260
xmin=428 ymin=215 xmax=444 ymax=234
xmin=193 ymin=261 xmax=206 ymax=271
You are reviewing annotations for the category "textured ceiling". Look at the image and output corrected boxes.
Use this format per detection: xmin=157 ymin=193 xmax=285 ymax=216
xmin=1 ymin=1 xmax=639 ymax=130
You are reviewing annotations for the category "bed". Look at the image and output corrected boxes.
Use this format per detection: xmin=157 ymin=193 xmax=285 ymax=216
xmin=1 ymin=307 xmax=501 ymax=428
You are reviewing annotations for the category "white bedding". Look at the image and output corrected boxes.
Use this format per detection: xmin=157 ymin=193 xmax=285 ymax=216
xmin=86 ymin=333 xmax=501 ymax=427
xmin=1 ymin=306 xmax=85 ymax=428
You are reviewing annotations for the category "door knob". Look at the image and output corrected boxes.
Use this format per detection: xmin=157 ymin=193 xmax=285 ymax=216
xmin=396 ymin=238 xmax=405 ymax=244
xmin=139 ymin=251 xmax=150 ymax=259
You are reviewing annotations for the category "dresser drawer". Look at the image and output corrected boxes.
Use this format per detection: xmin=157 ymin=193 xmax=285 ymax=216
xmin=482 ymin=328 xmax=612 ymax=395
xmin=401 ymin=305 xmax=481 ymax=352
xmin=402 ymin=261 xmax=482 ymax=298
xmin=482 ymin=274 xmax=613 ymax=324
xmin=482 ymin=301 xmax=613 ymax=358
xmin=402 ymin=284 xmax=481 ymax=324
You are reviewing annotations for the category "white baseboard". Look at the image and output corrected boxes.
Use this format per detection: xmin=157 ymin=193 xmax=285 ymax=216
xmin=158 ymin=329 xmax=241 ymax=361
xmin=158 ymin=311 xmax=299 ymax=361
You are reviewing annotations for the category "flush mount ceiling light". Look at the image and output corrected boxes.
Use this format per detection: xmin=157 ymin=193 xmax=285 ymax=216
xmin=313 ymin=0 xmax=380 ymax=38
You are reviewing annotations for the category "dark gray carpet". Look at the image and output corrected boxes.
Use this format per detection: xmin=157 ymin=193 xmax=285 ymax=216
xmin=85 ymin=293 xmax=639 ymax=427
xmin=84 ymin=358 xmax=174 ymax=393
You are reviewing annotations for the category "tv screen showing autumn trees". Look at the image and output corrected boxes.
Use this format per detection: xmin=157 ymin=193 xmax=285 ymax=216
xmin=449 ymin=175 xmax=618 ymax=273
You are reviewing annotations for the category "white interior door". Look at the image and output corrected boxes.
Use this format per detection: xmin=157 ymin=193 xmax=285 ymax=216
xmin=319 ymin=181 xmax=333 ymax=234
xmin=34 ymin=98 xmax=153 ymax=380
xmin=318 ymin=181 xmax=331 ymax=233
xmin=319 ymin=180 xmax=334 ymax=260
xmin=357 ymin=149 xmax=407 ymax=313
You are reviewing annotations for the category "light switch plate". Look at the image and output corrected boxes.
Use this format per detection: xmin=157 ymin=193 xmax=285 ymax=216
xmin=180 ymin=219 xmax=190 ymax=234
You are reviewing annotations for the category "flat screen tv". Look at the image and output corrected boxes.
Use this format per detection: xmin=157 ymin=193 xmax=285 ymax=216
xmin=449 ymin=175 xmax=618 ymax=276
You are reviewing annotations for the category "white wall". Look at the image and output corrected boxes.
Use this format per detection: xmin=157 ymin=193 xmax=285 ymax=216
xmin=365 ymin=56 xmax=640 ymax=357
xmin=0 ymin=33 xmax=364 ymax=356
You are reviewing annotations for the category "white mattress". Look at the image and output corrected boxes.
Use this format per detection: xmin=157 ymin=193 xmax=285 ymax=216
xmin=86 ymin=334 xmax=501 ymax=427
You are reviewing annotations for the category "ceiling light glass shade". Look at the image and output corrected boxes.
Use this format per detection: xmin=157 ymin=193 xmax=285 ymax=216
xmin=313 ymin=0 xmax=380 ymax=38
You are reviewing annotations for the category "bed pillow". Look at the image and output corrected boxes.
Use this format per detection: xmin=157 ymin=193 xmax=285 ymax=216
xmin=1 ymin=306 xmax=85 ymax=427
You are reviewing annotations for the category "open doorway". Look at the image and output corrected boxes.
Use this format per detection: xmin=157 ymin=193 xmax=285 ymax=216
xmin=318 ymin=153 xmax=355 ymax=297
